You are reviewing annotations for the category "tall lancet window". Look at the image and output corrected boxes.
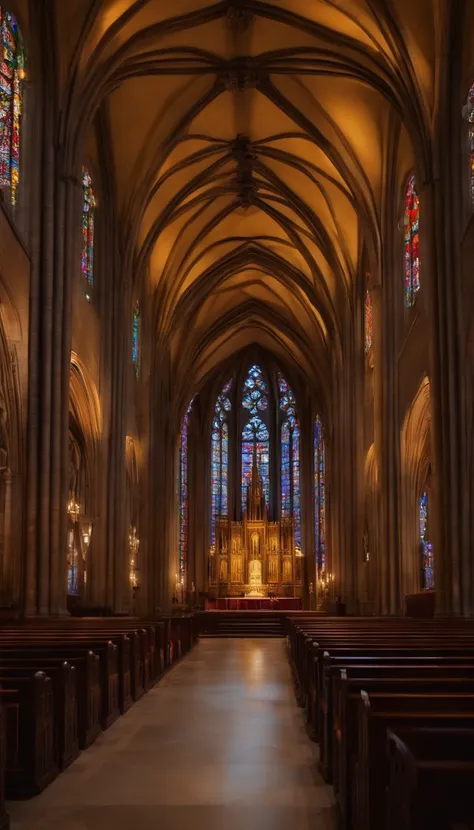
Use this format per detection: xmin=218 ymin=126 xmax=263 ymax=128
xmin=419 ymin=491 xmax=434 ymax=590
xmin=178 ymin=399 xmax=193 ymax=588
xmin=404 ymin=174 xmax=420 ymax=308
xmin=242 ymin=364 xmax=269 ymax=509
xmin=82 ymin=167 xmax=96 ymax=292
xmin=0 ymin=8 xmax=25 ymax=205
xmin=211 ymin=379 xmax=232 ymax=543
xmin=364 ymin=274 xmax=373 ymax=355
xmin=278 ymin=373 xmax=301 ymax=546
xmin=314 ymin=417 xmax=326 ymax=572
xmin=467 ymin=82 xmax=474 ymax=207
xmin=132 ymin=301 xmax=141 ymax=378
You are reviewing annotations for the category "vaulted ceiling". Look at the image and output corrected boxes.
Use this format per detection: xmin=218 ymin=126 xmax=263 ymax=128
xmin=50 ymin=0 xmax=442 ymax=405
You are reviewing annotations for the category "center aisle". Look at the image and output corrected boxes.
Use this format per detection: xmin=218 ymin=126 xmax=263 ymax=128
xmin=9 ymin=639 xmax=335 ymax=830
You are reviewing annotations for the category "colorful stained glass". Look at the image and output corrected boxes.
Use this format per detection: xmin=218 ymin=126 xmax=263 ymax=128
xmin=211 ymin=379 xmax=232 ymax=543
xmin=82 ymin=167 xmax=96 ymax=286
xmin=242 ymin=416 xmax=270 ymax=508
xmin=178 ymin=399 xmax=193 ymax=588
xmin=419 ymin=491 xmax=434 ymax=590
xmin=278 ymin=372 xmax=300 ymax=545
xmin=314 ymin=417 xmax=325 ymax=572
xmin=242 ymin=365 xmax=270 ymax=509
xmin=281 ymin=421 xmax=291 ymax=516
xmin=0 ymin=8 xmax=25 ymax=205
xmin=132 ymin=301 xmax=140 ymax=378
xmin=364 ymin=281 xmax=373 ymax=355
xmin=243 ymin=364 xmax=268 ymax=415
xmin=404 ymin=174 xmax=420 ymax=308
xmin=468 ymin=83 xmax=474 ymax=207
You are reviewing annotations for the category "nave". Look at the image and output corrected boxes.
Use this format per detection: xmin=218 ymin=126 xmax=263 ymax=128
xmin=8 ymin=639 xmax=334 ymax=830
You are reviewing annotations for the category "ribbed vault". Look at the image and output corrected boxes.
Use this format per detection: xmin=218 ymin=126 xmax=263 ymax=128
xmin=52 ymin=0 xmax=439 ymax=409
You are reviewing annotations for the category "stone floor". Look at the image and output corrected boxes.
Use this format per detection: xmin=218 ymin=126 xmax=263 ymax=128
xmin=8 ymin=639 xmax=335 ymax=830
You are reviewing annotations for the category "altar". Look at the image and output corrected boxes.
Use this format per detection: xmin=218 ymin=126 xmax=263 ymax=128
xmin=208 ymin=448 xmax=304 ymax=600
xmin=205 ymin=597 xmax=302 ymax=611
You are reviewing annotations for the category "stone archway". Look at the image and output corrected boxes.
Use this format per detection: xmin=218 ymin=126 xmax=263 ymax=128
xmin=401 ymin=376 xmax=432 ymax=597
xmin=67 ymin=354 xmax=101 ymax=606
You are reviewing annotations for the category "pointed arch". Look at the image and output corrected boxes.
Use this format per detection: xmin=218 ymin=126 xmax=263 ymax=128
xmin=68 ymin=354 xmax=101 ymax=596
xmin=401 ymin=376 xmax=433 ymax=594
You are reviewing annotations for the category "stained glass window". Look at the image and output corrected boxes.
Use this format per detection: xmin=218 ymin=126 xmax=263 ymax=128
xmin=132 ymin=301 xmax=140 ymax=378
xmin=404 ymin=174 xmax=420 ymax=308
xmin=468 ymin=83 xmax=474 ymax=207
xmin=241 ymin=365 xmax=270 ymax=509
xmin=178 ymin=399 xmax=193 ymax=588
xmin=211 ymin=379 xmax=232 ymax=543
xmin=82 ymin=167 xmax=96 ymax=288
xmin=364 ymin=277 xmax=373 ymax=355
xmin=0 ymin=8 xmax=25 ymax=205
xmin=242 ymin=416 xmax=270 ymax=508
xmin=419 ymin=491 xmax=434 ymax=590
xmin=278 ymin=373 xmax=300 ymax=546
xmin=314 ymin=417 xmax=325 ymax=572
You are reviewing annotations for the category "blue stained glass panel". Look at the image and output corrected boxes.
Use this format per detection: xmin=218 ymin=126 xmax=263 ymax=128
xmin=211 ymin=380 xmax=232 ymax=542
xmin=314 ymin=418 xmax=325 ymax=571
xmin=419 ymin=491 xmax=434 ymax=590
xmin=132 ymin=301 xmax=140 ymax=378
xmin=278 ymin=372 xmax=300 ymax=544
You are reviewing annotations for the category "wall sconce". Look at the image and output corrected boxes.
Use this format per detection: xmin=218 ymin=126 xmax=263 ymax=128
xmin=129 ymin=526 xmax=140 ymax=588
xmin=81 ymin=522 xmax=92 ymax=586
xmin=67 ymin=499 xmax=81 ymax=520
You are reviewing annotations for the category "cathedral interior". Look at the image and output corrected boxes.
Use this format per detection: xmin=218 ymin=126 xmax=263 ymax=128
xmin=0 ymin=1 xmax=473 ymax=828
xmin=0 ymin=0 xmax=471 ymax=618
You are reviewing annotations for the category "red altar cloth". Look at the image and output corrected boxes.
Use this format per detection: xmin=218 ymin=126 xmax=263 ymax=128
xmin=206 ymin=597 xmax=302 ymax=611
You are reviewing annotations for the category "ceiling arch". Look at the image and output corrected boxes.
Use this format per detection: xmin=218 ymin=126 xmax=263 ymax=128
xmin=51 ymin=0 xmax=443 ymax=406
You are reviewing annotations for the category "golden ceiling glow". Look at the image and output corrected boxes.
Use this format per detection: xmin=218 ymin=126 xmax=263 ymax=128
xmin=54 ymin=0 xmax=438 ymax=400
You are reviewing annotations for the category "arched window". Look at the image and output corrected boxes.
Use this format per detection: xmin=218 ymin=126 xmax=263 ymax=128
xmin=0 ymin=8 xmax=25 ymax=205
xmin=278 ymin=373 xmax=300 ymax=546
xmin=364 ymin=274 xmax=373 ymax=355
xmin=404 ymin=174 xmax=420 ymax=308
xmin=241 ymin=364 xmax=270 ymax=509
xmin=132 ymin=301 xmax=141 ymax=378
xmin=419 ymin=491 xmax=434 ymax=590
xmin=82 ymin=167 xmax=96 ymax=292
xmin=314 ymin=417 xmax=326 ymax=573
xmin=467 ymin=82 xmax=474 ymax=207
xmin=178 ymin=400 xmax=193 ymax=589
xmin=211 ymin=380 xmax=232 ymax=543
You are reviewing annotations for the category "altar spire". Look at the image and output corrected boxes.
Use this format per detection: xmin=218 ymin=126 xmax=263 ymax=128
xmin=247 ymin=445 xmax=266 ymax=521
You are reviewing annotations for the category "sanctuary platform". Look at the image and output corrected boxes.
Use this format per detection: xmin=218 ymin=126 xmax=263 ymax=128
xmin=205 ymin=597 xmax=302 ymax=611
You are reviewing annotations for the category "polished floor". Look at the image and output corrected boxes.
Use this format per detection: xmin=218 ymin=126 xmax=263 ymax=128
xmin=8 ymin=639 xmax=335 ymax=830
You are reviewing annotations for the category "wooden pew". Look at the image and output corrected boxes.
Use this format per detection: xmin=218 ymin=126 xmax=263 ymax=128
xmin=329 ymin=663 xmax=474 ymax=785
xmin=0 ymin=700 xmax=9 ymax=830
xmin=386 ymin=728 xmax=474 ymax=830
xmin=0 ymin=649 xmax=101 ymax=751
xmin=0 ymin=639 xmax=116 ymax=732
xmin=0 ymin=662 xmax=79 ymax=771
xmin=357 ymin=691 xmax=474 ymax=830
xmin=0 ymin=672 xmax=57 ymax=798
